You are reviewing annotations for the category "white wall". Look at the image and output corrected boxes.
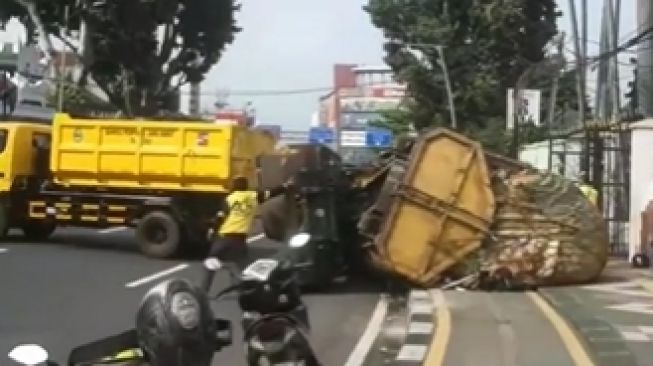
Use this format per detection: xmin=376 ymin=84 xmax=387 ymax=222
xmin=629 ymin=119 xmax=653 ymax=258
xmin=519 ymin=139 xmax=582 ymax=181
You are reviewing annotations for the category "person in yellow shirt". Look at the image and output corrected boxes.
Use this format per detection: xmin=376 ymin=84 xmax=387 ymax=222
xmin=576 ymin=172 xmax=598 ymax=207
xmin=579 ymin=183 xmax=598 ymax=206
xmin=209 ymin=176 xmax=292 ymax=271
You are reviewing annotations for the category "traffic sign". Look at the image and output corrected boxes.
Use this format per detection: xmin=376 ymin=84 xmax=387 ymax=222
xmin=309 ymin=127 xmax=335 ymax=144
xmin=365 ymin=129 xmax=393 ymax=148
xmin=340 ymin=129 xmax=367 ymax=147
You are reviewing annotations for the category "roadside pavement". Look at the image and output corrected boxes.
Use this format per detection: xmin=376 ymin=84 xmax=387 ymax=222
xmin=365 ymin=258 xmax=653 ymax=366
xmin=540 ymin=259 xmax=653 ymax=366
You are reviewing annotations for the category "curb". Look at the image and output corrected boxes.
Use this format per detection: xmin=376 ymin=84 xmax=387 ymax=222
xmin=393 ymin=289 xmax=436 ymax=365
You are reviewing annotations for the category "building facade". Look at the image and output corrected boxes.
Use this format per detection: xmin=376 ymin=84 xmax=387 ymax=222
xmin=316 ymin=64 xmax=406 ymax=165
xmin=317 ymin=64 xmax=406 ymax=130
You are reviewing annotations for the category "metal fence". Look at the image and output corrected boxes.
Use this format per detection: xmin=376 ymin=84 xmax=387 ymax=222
xmin=549 ymin=130 xmax=631 ymax=257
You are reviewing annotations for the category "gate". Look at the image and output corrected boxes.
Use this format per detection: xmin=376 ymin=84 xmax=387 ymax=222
xmin=549 ymin=127 xmax=630 ymax=257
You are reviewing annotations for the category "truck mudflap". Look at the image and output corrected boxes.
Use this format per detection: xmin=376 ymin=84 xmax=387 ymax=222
xmin=362 ymin=129 xmax=496 ymax=287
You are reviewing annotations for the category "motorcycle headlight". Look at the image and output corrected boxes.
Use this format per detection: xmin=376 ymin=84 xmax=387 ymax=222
xmin=170 ymin=291 xmax=200 ymax=330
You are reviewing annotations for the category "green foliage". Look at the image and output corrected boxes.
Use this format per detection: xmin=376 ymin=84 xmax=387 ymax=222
xmin=369 ymin=108 xmax=412 ymax=136
xmin=364 ymin=0 xmax=561 ymax=150
xmin=5 ymin=0 xmax=240 ymax=116
xmin=530 ymin=67 xmax=592 ymax=129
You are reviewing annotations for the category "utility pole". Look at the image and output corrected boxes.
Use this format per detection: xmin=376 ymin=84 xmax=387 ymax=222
xmin=435 ymin=45 xmax=457 ymax=130
xmin=189 ymin=82 xmax=200 ymax=117
xmin=57 ymin=5 xmax=69 ymax=112
xmin=568 ymin=0 xmax=591 ymax=182
xmin=548 ymin=33 xmax=566 ymax=171
xmin=638 ymin=0 xmax=653 ymax=117
xmin=405 ymin=43 xmax=458 ymax=130
xmin=607 ymin=0 xmax=621 ymax=122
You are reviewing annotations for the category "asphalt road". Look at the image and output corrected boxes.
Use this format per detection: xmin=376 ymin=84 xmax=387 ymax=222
xmin=0 ymin=227 xmax=382 ymax=366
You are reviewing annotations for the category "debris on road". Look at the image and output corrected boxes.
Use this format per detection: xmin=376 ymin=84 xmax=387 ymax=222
xmin=357 ymin=128 xmax=609 ymax=289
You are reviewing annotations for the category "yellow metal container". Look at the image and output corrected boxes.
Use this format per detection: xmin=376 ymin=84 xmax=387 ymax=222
xmin=50 ymin=113 xmax=275 ymax=193
xmin=368 ymin=129 xmax=496 ymax=287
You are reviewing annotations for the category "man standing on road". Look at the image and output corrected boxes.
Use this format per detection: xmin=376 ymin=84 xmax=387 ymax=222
xmin=209 ymin=176 xmax=293 ymax=272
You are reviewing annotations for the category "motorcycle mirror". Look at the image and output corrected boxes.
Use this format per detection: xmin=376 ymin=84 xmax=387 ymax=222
xmin=8 ymin=344 xmax=49 ymax=366
xmin=203 ymin=257 xmax=223 ymax=271
xmin=289 ymin=233 xmax=311 ymax=248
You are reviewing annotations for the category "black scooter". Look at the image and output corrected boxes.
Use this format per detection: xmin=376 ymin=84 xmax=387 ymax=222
xmin=203 ymin=232 xmax=321 ymax=366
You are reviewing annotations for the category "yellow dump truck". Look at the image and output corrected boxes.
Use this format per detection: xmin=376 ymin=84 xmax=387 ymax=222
xmin=0 ymin=113 xmax=275 ymax=258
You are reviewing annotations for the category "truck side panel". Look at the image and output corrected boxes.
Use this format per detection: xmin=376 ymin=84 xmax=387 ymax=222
xmin=50 ymin=114 xmax=273 ymax=192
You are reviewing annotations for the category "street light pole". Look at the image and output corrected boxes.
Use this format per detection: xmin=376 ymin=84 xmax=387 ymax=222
xmin=435 ymin=45 xmax=457 ymax=130
xmin=405 ymin=43 xmax=458 ymax=130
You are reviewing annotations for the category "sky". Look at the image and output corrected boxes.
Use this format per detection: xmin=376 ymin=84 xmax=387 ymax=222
xmin=181 ymin=0 xmax=386 ymax=129
xmin=185 ymin=0 xmax=638 ymax=130
xmin=0 ymin=0 xmax=641 ymax=130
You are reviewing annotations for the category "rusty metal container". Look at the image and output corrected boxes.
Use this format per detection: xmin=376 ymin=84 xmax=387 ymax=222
xmin=363 ymin=129 xmax=496 ymax=287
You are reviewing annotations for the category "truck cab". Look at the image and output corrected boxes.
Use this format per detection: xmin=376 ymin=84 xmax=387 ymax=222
xmin=0 ymin=122 xmax=54 ymax=238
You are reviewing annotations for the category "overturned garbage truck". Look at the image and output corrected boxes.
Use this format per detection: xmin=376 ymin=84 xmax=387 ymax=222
xmin=258 ymin=128 xmax=609 ymax=289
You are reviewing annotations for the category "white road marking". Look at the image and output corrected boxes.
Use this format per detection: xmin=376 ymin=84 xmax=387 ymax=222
xmin=246 ymin=233 xmax=265 ymax=243
xmin=410 ymin=290 xmax=431 ymax=300
xmin=583 ymin=282 xmax=653 ymax=298
xmin=606 ymin=302 xmax=653 ymax=315
xmin=410 ymin=302 xmax=434 ymax=315
xmin=619 ymin=331 xmax=651 ymax=342
xmin=125 ymin=263 xmax=189 ymax=288
xmin=99 ymin=226 xmax=128 ymax=234
xmin=123 ymin=233 xmax=262 ymax=289
xmin=343 ymin=295 xmax=389 ymax=366
xmin=0 ymin=248 xmax=7 ymax=254
xmin=396 ymin=344 xmax=429 ymax=362
xmin=408 ymin=321 xmax=434 ymax=334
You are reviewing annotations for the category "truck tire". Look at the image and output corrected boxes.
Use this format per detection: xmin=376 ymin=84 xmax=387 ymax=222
xmin=136 ymin=211 xmax=181 ymax=259
xmin=0 ymin=198 xmax=9 ymax=239
xmin=21 ymin=220 xmax=56 ymax=241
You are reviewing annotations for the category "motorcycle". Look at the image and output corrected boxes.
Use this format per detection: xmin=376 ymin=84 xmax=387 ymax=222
xmin=8 ymin=278 xmax=233 ymax=366
xmin=203 ymin=232 xmax=321 ymax=366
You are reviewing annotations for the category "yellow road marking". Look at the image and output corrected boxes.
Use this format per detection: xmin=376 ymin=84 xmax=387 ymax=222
xmin=424 ymin=290 xmax=451 ymax=366
xmin=527 ymin=292 xmax=595 ymax=366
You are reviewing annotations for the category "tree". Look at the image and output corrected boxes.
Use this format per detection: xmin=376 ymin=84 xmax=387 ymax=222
xmin=364 ymin=0 xmax=560 ymax=151
xmin=2 ymin=0 xmax=240 ymax=117
xmin=370 ymin=108 xmax=412 ymax=136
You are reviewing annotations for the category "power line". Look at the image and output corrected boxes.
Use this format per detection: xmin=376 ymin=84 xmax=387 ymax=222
xmin=14 ymin=26 xmax=653 ymax=99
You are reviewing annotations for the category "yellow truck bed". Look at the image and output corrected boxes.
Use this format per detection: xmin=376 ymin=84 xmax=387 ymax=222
xmin=362 ymin=128 xmax=608 ymax=288
xmin=50 ymin=114 xmax=275 ymax=193
xmin=365 ymin=129 xmax=496 ymax=287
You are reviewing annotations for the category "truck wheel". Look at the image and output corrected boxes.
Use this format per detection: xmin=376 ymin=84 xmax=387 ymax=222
xmin=136 ymin=211 xmax=181 ymax=259
xmin=0 ymin=198 xmax=9 ymax=239
xmin=21 ymin=221 xmax=56 ymax=241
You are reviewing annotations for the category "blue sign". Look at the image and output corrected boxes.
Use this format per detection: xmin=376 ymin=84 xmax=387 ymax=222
xmin=309 ymin=127 xmax=335 ymax=144
xmin=365 ymin=128 xmax=393 ymax=148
